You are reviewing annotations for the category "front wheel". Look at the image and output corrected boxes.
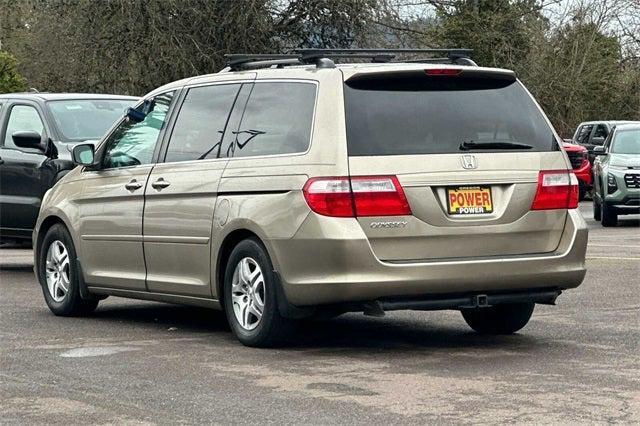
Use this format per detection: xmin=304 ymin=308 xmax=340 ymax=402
xmin=223 ymin=238 xmax=293 ymax=347
xmin=601 ymin=202 xmax=618 ymax=227
xmin=38 ymin=224 xmax=99 ymax=316
xmin=461 ymin=303 xmax=534 ymax=335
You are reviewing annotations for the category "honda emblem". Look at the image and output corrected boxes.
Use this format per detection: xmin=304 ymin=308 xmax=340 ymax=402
xmin=460 ymin=155 xmax=478 ymax=169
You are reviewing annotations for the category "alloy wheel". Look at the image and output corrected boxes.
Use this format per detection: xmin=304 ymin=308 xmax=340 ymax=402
xmin=231 ymin=257 xmax=265 ymax=331
xmin=45 ymin=240 xmax=71 ymax=302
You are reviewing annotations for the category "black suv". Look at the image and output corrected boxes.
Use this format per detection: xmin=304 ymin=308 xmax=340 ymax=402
xmin=0 ymin=93 xmax=137 ymax=244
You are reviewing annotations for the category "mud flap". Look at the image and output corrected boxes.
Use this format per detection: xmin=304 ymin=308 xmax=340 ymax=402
xmin=272 ymin=270 xmax=315 ymax=319
xmin=76 ymin=259 xmax=107 ymax=301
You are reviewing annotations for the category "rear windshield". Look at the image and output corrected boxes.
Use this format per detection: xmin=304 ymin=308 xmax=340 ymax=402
xmin=344 ymin=75 xmax=556 ymax=156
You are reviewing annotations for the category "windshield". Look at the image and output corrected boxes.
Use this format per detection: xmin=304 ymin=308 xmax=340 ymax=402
xmin=344 ymin=75 xmax=556 ymax=156
xmin=47 ymin=99 xmax=136 ymax=142
xmin=611 ymin=129 xmax=640 ymax=154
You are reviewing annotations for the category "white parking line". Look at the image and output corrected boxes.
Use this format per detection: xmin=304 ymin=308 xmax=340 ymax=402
xmin=587 ymin=256 xmax=640 ymax=260
xmin=588 ymin=244 xmax=640 ymax=248
xmin=589 ymin=235 xmax=640 ymax=240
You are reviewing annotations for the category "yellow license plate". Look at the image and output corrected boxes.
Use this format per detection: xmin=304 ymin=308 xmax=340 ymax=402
xmin=447 ymin=186 xmax=493 ymax=215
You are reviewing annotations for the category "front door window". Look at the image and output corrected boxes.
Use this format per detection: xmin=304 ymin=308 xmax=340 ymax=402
xmin=102 ymin=92 xmax=175 ymax=168
xmin=3 ymin=105 xmax=44 ymax=150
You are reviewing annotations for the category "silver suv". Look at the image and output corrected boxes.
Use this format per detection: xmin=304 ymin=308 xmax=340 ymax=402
xmin=592 ymin=123 xmax=640 ymax=226
xmin=33 ymin=49 xmax=588 ymax=347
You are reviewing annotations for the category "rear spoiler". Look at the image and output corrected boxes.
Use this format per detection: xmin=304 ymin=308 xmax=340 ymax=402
xmin=345 ymin=67 xmax=516 ymax=86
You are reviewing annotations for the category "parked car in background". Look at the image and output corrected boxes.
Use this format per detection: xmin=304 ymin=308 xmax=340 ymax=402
xmin=562 ymin=141 xmax=591 ymax=200
xmin=32 ymin=49 xmax=587 ymax=347
xmin=572 ymin=120 xmax=638 ymax=164
xmin=0 ymin=93 xmax=138 ymax=244
xmin=592 ymin=123 xmax=640 ymax=226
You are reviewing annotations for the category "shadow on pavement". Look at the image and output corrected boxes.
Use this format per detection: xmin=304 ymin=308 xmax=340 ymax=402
xmin=91 ymin=302 xmax=540 ymax=351
xmin=92 ymin=304 xmax=231 ymax=333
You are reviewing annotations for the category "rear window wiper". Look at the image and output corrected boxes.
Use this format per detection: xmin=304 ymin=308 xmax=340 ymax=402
xmin=459 ymin=140 xmax=534 ymax=151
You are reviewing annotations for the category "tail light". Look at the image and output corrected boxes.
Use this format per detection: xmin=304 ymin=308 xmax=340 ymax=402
xmin=579 ymin=150 xmax=589 ymax=167
xmin=425 ymin=68 xmax=461 ymax=76
xmin=303 ymin=176 xmax=411 ymax=217
xmin=531 ymin=170 xmax=579 ymax=210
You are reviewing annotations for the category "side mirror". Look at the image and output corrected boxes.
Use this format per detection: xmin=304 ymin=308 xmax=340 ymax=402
xmin=12 ymin=130 xmax=45 ymax=152
xmin=592 ymin=137 xmax=605 ymax=146
xmin=125 ymin=99 xmax=155 ymax=123
xmin=72 ymin=143 xmax=97 ymax=166
xmin=126 ymin=107 xmax=147 ymax=123
xmin=593 ymin=146 xmax=607 ymax=155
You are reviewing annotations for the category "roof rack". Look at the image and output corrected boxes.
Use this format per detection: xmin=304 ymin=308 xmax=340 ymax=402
xmin=222 ymin=48 xmax=475 ymax=72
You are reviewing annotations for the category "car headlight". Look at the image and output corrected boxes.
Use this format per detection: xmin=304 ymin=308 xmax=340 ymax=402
xmin=607 ymin=173 xmax=618 ymax=193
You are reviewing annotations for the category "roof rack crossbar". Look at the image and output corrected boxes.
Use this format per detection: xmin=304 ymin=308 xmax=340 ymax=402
xmin=222 ymin=48 xmax=474 ymax=72
xmin=295 ymin=48 xmax=472 ymax=57
xmin=234 ymin=58 xmax=303 ymax=71
xmin=300 ymin=52 xmax=396 ymax=63
xmin=224 ymin=54 xmax=301 ymax=70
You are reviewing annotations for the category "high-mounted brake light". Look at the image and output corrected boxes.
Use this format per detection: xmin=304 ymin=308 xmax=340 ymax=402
xmin=303 ymin=176 xmax=412 ymax=217
xmin=531 ymin=170 xmax=579 ymax=210
xmin=425 ymin=68 xmax=461 ymax=76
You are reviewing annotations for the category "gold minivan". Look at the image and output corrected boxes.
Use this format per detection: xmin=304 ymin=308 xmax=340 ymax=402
xmin=33 ymin=49 xmax=588 ymax=347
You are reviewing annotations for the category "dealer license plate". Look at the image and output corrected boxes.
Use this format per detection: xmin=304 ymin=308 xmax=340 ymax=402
xmin=447 ymin=186 xmax=493 ymax=215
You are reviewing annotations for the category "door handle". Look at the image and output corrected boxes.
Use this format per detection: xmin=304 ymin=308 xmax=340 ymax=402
xmin=124 ymin=179 xmax=143 ymax=191
xmin=151 ymin=178 xmax=171 ymax=190
xmin=0 ymin=157 xmax=4 ymax=166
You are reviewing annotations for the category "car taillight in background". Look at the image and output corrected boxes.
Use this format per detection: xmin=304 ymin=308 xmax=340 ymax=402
xmin=303 ymin=176 xmax=412 ymax=217
xmin=562 ymin=142 xmax=589 ymax=169
xmin=531 ymin=170 xmax=579 ymax=210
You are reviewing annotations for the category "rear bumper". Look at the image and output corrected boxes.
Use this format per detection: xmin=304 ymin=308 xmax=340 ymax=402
xmin=379 ymin=288 xmax=561 ymax=312
xmin=269 ymin=209 xmax=588 ymax=306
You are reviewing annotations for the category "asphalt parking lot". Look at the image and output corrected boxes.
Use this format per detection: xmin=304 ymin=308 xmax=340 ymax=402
xmin=1 ymin=202 xmax=638 ymax=424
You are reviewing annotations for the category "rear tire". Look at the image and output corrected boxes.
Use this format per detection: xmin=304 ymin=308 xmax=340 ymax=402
xmin=601 ymin=202 xmax=618 ymax=227
xmin=38 ymin=224 xmax=99 ymax=316
xmin=593 ymin=195 xmax=602 ymax=221
xmin=223 ymin=238 xmax=293 ymax=347
xmin=461 ymin=303 xmax=534 ymax=335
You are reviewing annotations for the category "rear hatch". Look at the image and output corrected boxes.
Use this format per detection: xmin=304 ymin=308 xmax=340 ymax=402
xmin=343 ymin=67 xmax=572 ymax=261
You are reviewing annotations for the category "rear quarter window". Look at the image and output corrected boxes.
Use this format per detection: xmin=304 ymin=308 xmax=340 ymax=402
xmin=227 ymin=81 xmax=316 ymax=158
xmin=344 ymin=74 xmax=556 ymax=156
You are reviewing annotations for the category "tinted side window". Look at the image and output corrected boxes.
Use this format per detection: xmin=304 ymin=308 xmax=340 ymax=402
xmin=226 ymin=82 xmax=316 ymax=158
xmin=576 ymin=125 xmax=593 ymax=144
xmin=593 ymin=124 xmax=608 ymax=141
xmin=102 ymin=92 xmax=174 ymax=169
xmin=3 ymin=105 xmax=44 ymax=149
xmin=165 ymin=84 xmax=240 ymax=162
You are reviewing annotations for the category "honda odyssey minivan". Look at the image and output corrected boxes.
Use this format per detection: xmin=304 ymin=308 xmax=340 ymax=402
xmin=33 ymin=49 xmax=588 ymax=347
